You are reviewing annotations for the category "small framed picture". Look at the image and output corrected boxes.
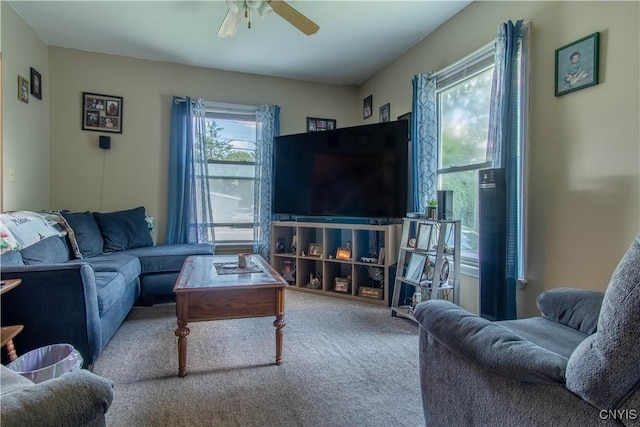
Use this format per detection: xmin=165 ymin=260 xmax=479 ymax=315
xmin=405 ymin=252 xmax=427 ymax=283
xmin=307 ymin=117 xmax=336 ymax=132
xmin=555 ymin=32 xmax=599 ymax=97
xmin=30 ymin=68 xmax=42 ymax=100
xmin=336 ymin=248 xmax=351 ymax=261
xmin=82 ymin=92 xmax=123 ymax=133
xmin=308 ymin=243 xmax=323 ymax=257
xmin=18 ymin=76 xmax=29 ymax=103
xmin=397 ymin=112 xmax=411 ymax=140
xmin=379 ymin=103 xmax=390 ymax=123
xmin=416 ymin=223 xmax=432 ymax=251
xmin=363 ymin=95 xmax=372 ymax=119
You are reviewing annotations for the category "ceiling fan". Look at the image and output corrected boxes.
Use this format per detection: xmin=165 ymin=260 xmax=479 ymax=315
xmin=218 ymin=0 xmax=319 ymax=38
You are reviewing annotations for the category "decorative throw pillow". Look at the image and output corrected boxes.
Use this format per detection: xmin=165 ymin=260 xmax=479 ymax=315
xmin=92 ymin=207 xmax=153 ymax=252
xmin=42 ymin=210 xmax=82 ymax=259
xmin=20 ymin=235 xmax=71 ymax=265
xmin=60 ymin=211 xmax=104 ymax=258
xmin=0 ymin=211 xmax=64 ymax=253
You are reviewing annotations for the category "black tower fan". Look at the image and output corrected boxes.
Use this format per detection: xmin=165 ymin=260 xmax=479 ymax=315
xmin=479 ymin=168 xmax=508 ymax=320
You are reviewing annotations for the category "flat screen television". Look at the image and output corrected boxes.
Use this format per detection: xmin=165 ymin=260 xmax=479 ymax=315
xmin=272 ymin=120 xmax=409 ymax=220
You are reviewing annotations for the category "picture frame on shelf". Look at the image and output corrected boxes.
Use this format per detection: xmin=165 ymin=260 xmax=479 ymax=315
xmin=363 ymin=95 xmax=373 ymax=119
xmin=82 ymin=92 xmax=123 ymax=133
xmin=334 ymin=277 xmax=350 ymax=293
xmin=416 ymin=223 xmax=432 ymax=251
xmin=555 ymin=32 xmax=599 ymax=97
xmin=336 ymin=248 xmax=351 ymax=261
xmin=307 ymin=117 xmax=336 ymax=132
xmin=30 ymin=68 xmax=42 ymax=100
xmin=405 ymin=252 xmax=427 ymax=283
xmin=308 ymin=243 xmax=323 ymax=257
xmin=379 ymin=103 xmax=390 ymax=123
xmin=18 ymin=76 xmax=29 ymax=103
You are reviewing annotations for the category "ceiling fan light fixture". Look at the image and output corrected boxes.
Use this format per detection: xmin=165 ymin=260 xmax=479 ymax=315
xmin=217 ymin=9 xmax=242 ymax=38
xmin=225 ymin=0 xmax=241 ymax=14
xmin=256 ymin=2 xmax=272 ymax=18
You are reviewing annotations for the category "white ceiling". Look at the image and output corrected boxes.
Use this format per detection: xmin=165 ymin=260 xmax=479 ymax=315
xmin=9 ymin=0 xmax=472 ymax=86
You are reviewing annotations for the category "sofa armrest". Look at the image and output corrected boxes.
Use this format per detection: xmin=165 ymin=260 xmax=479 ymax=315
xmin=0 ymin=367 xmax=113 ymax=427
xmin=0 ymin=263 xmax=102 ymax=365
xmin=536 ymin=287 xmax=604 ymax=334
xmin=413 ymin=300 xmax=568 ymax=385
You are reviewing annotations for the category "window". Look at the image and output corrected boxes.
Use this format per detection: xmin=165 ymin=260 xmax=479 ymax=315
xmin=436 ymin=46 xmax=494 ymax=266
xmin=203 ymin=104 xmax=257 ymax=243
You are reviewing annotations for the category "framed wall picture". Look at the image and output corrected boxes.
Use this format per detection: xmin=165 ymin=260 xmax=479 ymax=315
xmin=18 ymin=76 xmax=29 ymax=103
xmin=555 ymin=32 xmax=600 ymax=97
xmin=82 ymin=92 xmax=123 ymax=133
xmin=379 ymin=103 xmax=390 ymax=123
xmin=405 ymin=252 xmax=427 ymax=283
xmin=307 ymin=117 xmax=336 ymax=132
xmin=30 ymin=68 xmax=42 ymax=100
xmin=363 ymin=95 xmax=372 ymax=119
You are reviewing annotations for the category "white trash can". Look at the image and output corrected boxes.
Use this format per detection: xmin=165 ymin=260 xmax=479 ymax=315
xmin=6 ymin=343 xmax=83 ymax=384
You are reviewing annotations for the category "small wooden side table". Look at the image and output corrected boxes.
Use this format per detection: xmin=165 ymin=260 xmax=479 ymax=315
xmin=1 ymin=279 xmax=24 ymax=362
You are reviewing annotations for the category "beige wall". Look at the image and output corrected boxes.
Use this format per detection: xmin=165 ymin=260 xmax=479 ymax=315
xmin=361 ymin=1 xmax=640 ymax=317
xmin=45 ymin=48 xmax=358 ymax=244
xmin=1 ymin=2 xmax=49 ymax=211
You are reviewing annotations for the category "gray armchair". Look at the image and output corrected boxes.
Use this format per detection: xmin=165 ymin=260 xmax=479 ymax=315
xmin=0 ymin=365 xmax=113 ymax=427
xmin=414 ymin=233 xmax=640 ymax=426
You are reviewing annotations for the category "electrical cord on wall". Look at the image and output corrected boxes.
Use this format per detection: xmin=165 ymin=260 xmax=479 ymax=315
xmin=99 ymin=149 xmax=106 ymax=212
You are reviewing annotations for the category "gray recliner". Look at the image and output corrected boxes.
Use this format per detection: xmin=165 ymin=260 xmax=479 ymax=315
xmin=0 ymin=365 xmax=114 ymax=427
xmin=414 ymin=233 xmax=640 ymax=426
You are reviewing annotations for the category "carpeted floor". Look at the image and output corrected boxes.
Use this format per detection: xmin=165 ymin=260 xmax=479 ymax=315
xmin=93 ymin=289 xmax=424 ymax=427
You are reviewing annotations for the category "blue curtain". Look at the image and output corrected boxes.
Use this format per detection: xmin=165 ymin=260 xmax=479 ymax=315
xmin=252 ymin=104 xmax=280 ymax=260
xmin=167 ymin=97 xmax=215 ymax=247
xmin=411 ymin=73 xmax=437 ymax=213
xmin=486 ymin=20 xmax=525 ymax=320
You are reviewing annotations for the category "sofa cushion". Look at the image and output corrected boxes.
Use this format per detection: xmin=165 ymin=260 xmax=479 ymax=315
xmin=0 ymin=250 xmax=24 ymax=266
xmin=94 ymin=272 xmax=128 ymax=316
xmin=119 ymin=243 xmax=213 ymax=273
xmin=67 ymin=254 xmax=141 ymax=286
xmin=60 ymin=211 xmax=104 ymax=258
xmin=93 ymin=207 xmax=153 ymax=252
xmin=20 ymin=236 xmax=71 ymax=265
xmin=566 ymin=233 xmax=640 ymax=409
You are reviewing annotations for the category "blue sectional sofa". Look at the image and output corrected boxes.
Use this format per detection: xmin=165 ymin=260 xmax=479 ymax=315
xmin=0 ymin=208 xmax=213 ymax=366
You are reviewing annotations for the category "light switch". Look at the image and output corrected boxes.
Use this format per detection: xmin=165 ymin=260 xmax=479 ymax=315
xmin=8 ymin=167 xmax=15 ymax=182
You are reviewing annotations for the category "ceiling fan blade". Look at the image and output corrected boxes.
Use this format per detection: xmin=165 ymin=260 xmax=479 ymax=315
xmin=267 ymin=0 xmax=319 ymax=35
xmin=218 ymin=9 xmax=242 ymax=38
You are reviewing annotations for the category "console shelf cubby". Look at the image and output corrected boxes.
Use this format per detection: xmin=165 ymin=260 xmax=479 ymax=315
xmin=270 ymin=221 xmax=402 ymax=306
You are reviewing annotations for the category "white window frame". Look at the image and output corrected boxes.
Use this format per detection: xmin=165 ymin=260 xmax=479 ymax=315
xmin=203 ymin=102 xmax=258 ymax=244
xmin=433 ymin=43 xmax=495 ymax=276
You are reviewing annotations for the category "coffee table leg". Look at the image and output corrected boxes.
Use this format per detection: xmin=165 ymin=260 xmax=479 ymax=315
xmin=175 ymin=320 xmax=190 ymax=377
xmin=274 ymin=288 xmax=286 ymax=365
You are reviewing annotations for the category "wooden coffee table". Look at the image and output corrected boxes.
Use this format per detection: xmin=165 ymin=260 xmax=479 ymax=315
xmin=173 ymin=254 xmax=287 ymax=377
